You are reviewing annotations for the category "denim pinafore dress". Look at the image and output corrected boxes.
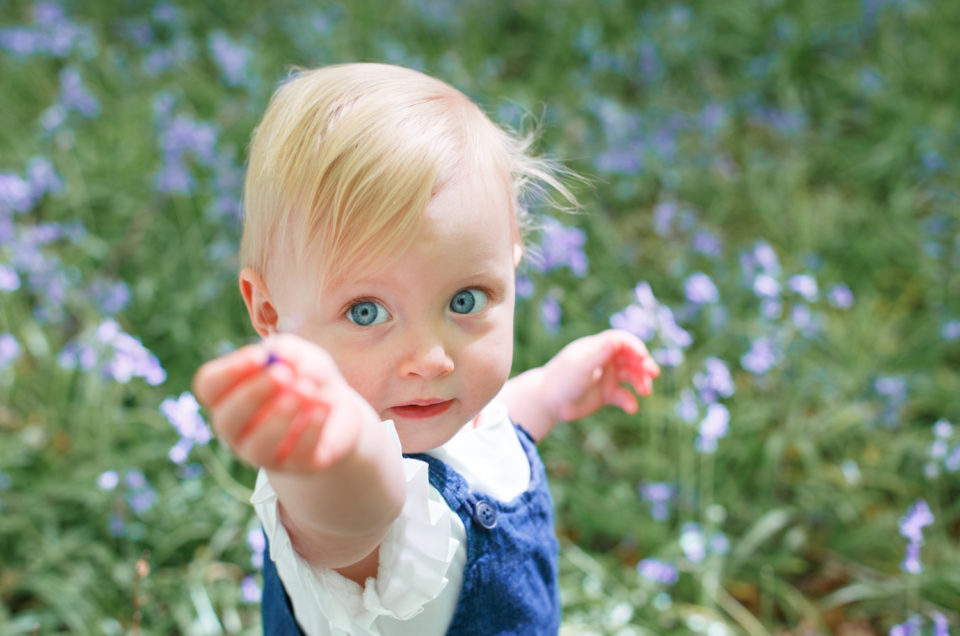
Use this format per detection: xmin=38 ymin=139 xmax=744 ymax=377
xmin=261 ymin=423 xmax=561 ymax=635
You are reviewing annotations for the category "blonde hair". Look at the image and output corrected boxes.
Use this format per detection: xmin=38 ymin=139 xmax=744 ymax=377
xmin=241 ymin=63 xmax=573 ymax=288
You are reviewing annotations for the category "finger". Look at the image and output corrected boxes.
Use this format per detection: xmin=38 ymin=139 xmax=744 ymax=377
xmin=284 ymin=405 xmax=331 ymax=471
xmin=211 ymin=362 xmax=293 ymax=441
xmin=193 ymin=343 xmax=273 ymax=407
xmin=233 ymin=390 xmax=303 ymax=467
xmin=615 ymin=364 xmax=654 ymax=396
xmin=274 ymin=401 xmax=329 ymax=465
xmin=609 ymin=385 xmax=639 ymax=414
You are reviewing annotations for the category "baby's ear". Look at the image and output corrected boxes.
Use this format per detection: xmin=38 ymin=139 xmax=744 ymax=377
xmin=239 ymin=268 xmax=279 ymax=336
xmin=513 ymin=243 xmax=523 ymax=268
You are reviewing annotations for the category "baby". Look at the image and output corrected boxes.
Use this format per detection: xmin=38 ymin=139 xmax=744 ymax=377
xmin=193 ymin=63 xmax=660 ymax=635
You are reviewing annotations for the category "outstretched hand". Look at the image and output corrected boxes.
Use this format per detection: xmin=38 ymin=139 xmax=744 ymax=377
xmin=192 ymin=334 xmax=379 ymax=474
xmin=541 ymin=329 xmax=660 ymax=423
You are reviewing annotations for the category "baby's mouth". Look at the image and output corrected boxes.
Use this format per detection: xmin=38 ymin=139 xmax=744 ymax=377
xmin=389 ymin=399 xmax=454 ymax=419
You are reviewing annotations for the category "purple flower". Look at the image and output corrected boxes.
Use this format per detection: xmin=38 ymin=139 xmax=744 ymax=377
xmin=741 ymin=337 xmax=778 ymax=375
xmin=675 ymin=388 xmax=698 ymax=423
xmin=247 ymin=528 xmax=266 ymax=569
xmin=931 ymin=612 xmax=950 ymax=636
xmin=684 ymin=272 xmax=719 ymax=304
xmin=933 ymin=419 xmax=952 ymax=439
xmin=0 ymin=172 xmax=33 ymax=215
xmin=653 ymin=200 xmax=678 ymax=236
xmin=875 ymin=376 xmax=906 ymax=399
xmin=788 ymin=274 xmax=818 ymax=301
xmin=208 ymin=31 xmax=251 ymax=87
xmin=898 ymin=500 xmax=933 ymax=544
xmin=637 ymin=558 xmax=678 ymax=585
xmin=942 ymin=320 xmax=960 ymax=341
xmin=154 ymin=159 xmax=194 ymax=194
xmin=540 ymin=296 xmax=561 ymax=332
xmin=159 ymin=115 xmax=217 ymax=165
xmin=515 ymin=275 xmax=534 ymax=299
xmin=946 ymin=445 xmax=960 ymax=472
xmin=97 ymin=470 xmax=119 ymax=490
xmin=241 ymin=576 xmax=262 ymax=603
xmin=59 ymin=67 xmax=100 ymax=117
xmin=27 ymin=157 xmax=63 ymax=198
xmin=124 ymin=469 xmax=156 ymax=515
xmin=753 ymin=241 xmax=780 ymax=275
xmin=680 ymin=522 xmax=707 ymax=563
xmin=827 ymin=284 xmax=854 ymax=309
xmin=639 ymin=482 xmax=675 ymax=521
xmin=0 ymin=333 xmax=21 ymax=370
xmin=889 ymin=615 xmax=922 ymax=636
xmin=753 ymin=273 xmax=781 ymax=298
xmin=0 ymin=265 xmax=20 ymax=291
xmin=611 ymin=303 xmax=657 ymax=342
xmin=109 ymin=514 xmax=125 ymax=537
xmin=691 ymin=230 xmax=722 ymax=257
xmin=791 ymin=304 xmax=820 ymax=336
xmin=161 ymin=392 xmax=212 ymax=464
xmin=97 ymin=320 xmax=166 ymax=385
xmin=693 ymin=357 xmax=734 ymax=403
xmin=528 ymin=217 xmax=588 ymax=277
xmin=696 ymin=403 xmax=730 ymax=452
xmin=88 ymin=279 xmax=131 ymax=315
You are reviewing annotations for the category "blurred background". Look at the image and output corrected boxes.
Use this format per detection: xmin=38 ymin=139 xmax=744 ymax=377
xmin=0 ymin=0 xmax=958 ymax=634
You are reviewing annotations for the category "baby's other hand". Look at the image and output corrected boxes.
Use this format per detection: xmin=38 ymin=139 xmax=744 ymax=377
xmin=542 ymin=329 xmax=660 ymax=423
xmin=192 ymin=334 xmax=379 ymax=474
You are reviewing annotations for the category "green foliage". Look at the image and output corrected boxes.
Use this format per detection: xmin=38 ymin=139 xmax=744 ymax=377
xmin=1 ymin=0 xmax=958 ymax=633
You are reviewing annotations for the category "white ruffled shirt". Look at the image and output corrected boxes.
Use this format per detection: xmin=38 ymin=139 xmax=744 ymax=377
xmin=251 ymin=399 xmax=531 ymax=635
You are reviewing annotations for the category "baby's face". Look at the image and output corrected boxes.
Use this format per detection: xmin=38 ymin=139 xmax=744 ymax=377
xmin=279 ymin=170 xmax=518 ymax=453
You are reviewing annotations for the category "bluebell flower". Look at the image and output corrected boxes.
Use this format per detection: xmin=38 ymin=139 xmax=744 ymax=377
xmin=540 ymin=296 xmax=561 ymax=332
xmin=208 ymin=31 xmax=251 ymax=87
xmin=611 ymin=303 xmax=657 ymax=342
xmin=88 ymin=279 xmax=131 ymax=315
xmin=653 ymin=200 xmax=678 ymax=236
xmin=760 ymin=298 xmax=782 ymax=320
xmin=241 ymin=576 xmax=262 ymax=603
xmin=97 ymin=470 xmax=119 ymax=490
xmin=515 ymin=275 xmax=534 ymax=299
xmin=58 ymin=67 xmax=100 ymax=117
xmin=709 ymin=532 xmax=730 ymax=556
xmin=898 ymin=499 xmax=933 ymax=574
xmin=247 ymin=528 xmax=266 ymax=569
xmin=942 ymin=320 xmax=960 ymax=341
xmin=675 ymin=388 xmax=699 ymax=423
xmin=752 ymin=273 xmax=781 ymax=299
xmin=161 ymin=392 xmax=213 ymax=464
xmin=0 ymin=265 xmax=20 ymax=291
xmin=827 ymin=283 xmax=854 ymax=309
xmin=124 ymin=469 xmax=156 ymax=515
xmin=528 ymin=217 xmax=588 ymax=277
xmin=58 ymin=340 xmax=98 ymax=371
xmin=752 ymin=241 xmax=781 ymax=275
xmin=741 ymin=337 xmax=778 ymax=375
xmin=159 ymin=115 xmax=217 ymax=165
xmin=684 ymin=272 xmax=719 ymax=304
xmin=691 ymin=230 xmax=722 ymax=257
xmin=26 ymin=157 xmax=63 ymax=198
xmin=95 ymin=320 xmax=166 ymax=385
xmin=931 ymin=611 xmax=949 ymax=636
xmin=696 ymin=403 xmax=730 ymax=453
xmin=108 ymin=514 xmax=125 ymax=537
xmin=154 ymin=159 xmax=194 ymax=194
xmin=791 ymin=304 xmax=820 ymax=336
xmin=693 ymin=357 xmax=734 ymax=404
xmin=788 ymin=274 xmax=818 ymax=301
xmin=0 ymin=333 xmax=21 ymax=370
xmin=889 ymin=615 xmax=922 ymax=636
xmin=0 ymin=172 xmax=33 ymax=215
xmin=945 ymin=446 xmax=960 ymax=472
xmin=680 ymin=522 xmax=706 ymax=563
xmin=637 ymin=558 xmax=678 ymax=585
xmin=638 ymin=482 xmax=675 ymax=521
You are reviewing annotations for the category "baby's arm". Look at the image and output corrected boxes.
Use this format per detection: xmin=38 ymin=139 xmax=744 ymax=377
xmin=499 ymin=329 xmax=660 ymax=441
xmin=192 ymin=334 xmax=405 ymax=577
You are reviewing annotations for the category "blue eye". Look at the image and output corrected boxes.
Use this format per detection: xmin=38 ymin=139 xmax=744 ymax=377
xmin=347 ymin=300 xmax=389 ymax=326
xmin=450 ymin=289 xmax=487 ymax=314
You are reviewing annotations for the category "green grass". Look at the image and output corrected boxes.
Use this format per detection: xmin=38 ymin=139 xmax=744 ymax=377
xmin=1 ymin=0 xmax=958 ymax=633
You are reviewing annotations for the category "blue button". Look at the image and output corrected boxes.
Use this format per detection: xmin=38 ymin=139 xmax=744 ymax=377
xmin=474 ymin=500 xmax=498 ymax=529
